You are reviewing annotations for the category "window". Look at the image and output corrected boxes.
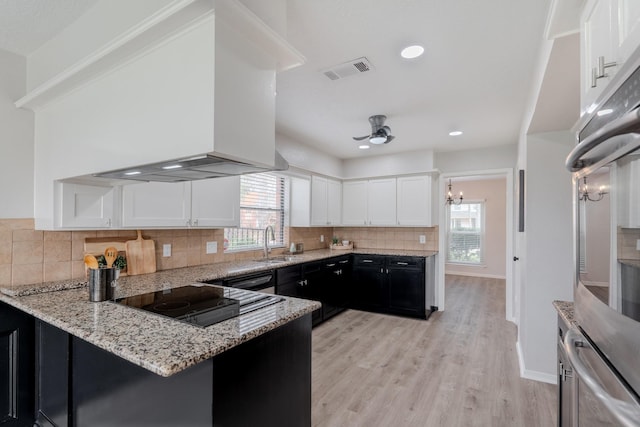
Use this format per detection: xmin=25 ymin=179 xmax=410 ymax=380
xmin=447 ymin=202 xmax=484 ymax=264
xmin=224 ymin=173 xmax=285 ymax=251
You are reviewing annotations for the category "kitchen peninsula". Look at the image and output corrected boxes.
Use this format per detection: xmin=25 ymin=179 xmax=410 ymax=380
xmin=1 ymin=248 xmax=436 ymax=426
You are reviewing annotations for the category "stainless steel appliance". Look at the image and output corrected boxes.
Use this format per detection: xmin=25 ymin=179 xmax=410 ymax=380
xmin=565 ymin=55 xmax=640 ymax=426
xmin=116 ymin=284 xmax=282 ymax=327
xmin=203 ymin=270 xmax=276 ymax=294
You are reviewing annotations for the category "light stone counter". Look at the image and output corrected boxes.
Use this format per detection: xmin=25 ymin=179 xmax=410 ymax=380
xmin=0 ymin=248 xmax=437 ymax=377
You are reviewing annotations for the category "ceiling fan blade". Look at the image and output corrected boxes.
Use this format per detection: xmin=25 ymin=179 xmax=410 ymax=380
xmin=352 ymin=135 xmax=370 ymax=141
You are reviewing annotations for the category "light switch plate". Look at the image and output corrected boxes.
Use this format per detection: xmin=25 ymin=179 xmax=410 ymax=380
xmin=206 ymin=241 xmax=218 ymax=254
xmin=320 ymin=235 xmax=325 ymax=243
xmin=419 ymin=235 xmax=426 ymax=244
xmin=163 ymin=244 xmax=171 ymax=257
xmin=636 ymin=239 xmax=640 ymax=251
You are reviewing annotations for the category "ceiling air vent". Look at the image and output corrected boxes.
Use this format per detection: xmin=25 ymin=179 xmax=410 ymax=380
xmin=322 ymin=57 xmax=373 ymax=81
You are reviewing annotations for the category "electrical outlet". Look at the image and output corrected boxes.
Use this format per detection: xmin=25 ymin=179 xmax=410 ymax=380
xmin=206 ymin=241 xmax=218 ymax=254
xmin=419 ymin=235 xmax=426 ymax=244
xmin=320 ymin=235 xmax=325 ymax=243
xmin=636 ymin=239 xmax=640 ymax=251
xmin=162 ymin=244 xmax=171 ymax=257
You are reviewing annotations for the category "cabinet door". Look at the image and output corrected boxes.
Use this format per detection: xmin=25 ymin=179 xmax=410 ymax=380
xmin=342 ymin=180 xmax=368 ymax=226
xmin=191 ymin=176 xmax=240 ymax=227
xmin=326 ymin=178 xmax=342 ymax=225
xmin=397 ymin=175 xmax=431 ymax=226
xmin=351 ymin=256 xmax=386 ymax=310
xmin=289 ymin=176 xmax=311 ymax=227
xmin=59 ymin=183 xmax=115 ymax=228
xmin=310 ymin=176 xmax=328 ymax=226
xmin=616 ymin=0 xmax=640 ymax=64
xmin=387 ymin=258 xmax=426 ymax=318
xmin=0 ymin=303 xmax=35 ymax=427
xmin=122 ymin=182 xmax=191 ymax=227
xmin=581 ymin=0 xmax=617 ymax=112
xmin=368 ymin=178 xmax=397 ymax=226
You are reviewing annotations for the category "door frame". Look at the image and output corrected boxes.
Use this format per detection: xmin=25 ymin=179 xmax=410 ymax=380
xmin=437 ymin=168 xmax=515 ymax=322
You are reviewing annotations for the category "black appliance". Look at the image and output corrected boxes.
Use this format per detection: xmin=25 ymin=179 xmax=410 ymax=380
xmin=116 ymin=285 xmax=282 ymax=328
xmin=564 ymin=50 xmax=640 ymax=425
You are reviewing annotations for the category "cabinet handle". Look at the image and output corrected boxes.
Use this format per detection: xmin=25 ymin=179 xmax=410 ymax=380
xmin=186 ymin=220 xmax=191 ymax=226
xmin=380 ymin=268 xmax=384 ymax=273
xmin=105 ymin=218 xmax=112 ymax=227
xmin=591 ymin=56 xmax=617 ymax=88
xmin=339 ymin=260 xmax=349 ymax=264
xmin=386 ymin=268 xmax=389 ymax=274
xmin=326 ymin=263 xmax=336 ymax=267
xmin=362 ymin=260 xmax=373 ymax=263
xmin=193 ymin=219 xmax=199 ymax=226
xmin=396 ymin=262 xmax=408 ymax=266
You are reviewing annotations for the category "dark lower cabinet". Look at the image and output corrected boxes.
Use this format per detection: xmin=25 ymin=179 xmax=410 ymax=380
xmin=387 ymin=257 xmax=425 ymax=317
xmin=0 ymin=302 xmax=35 ymax=427
xmin=35 ymin=315 xmax=312 ymax=427
xmin=351 ymin=255 xmax=387 ymax=311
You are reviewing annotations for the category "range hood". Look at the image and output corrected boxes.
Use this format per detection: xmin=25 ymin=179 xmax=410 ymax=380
xmin=93 ymin=151 xmax=289 ymax=182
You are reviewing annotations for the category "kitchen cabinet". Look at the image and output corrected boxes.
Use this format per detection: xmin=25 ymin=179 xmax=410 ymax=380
xmin=342 ymin=178 xmax=396 ymax=226
xmin=0 ymin=302 xmax=35 ymax=427
xmin=190 ymin=176 xmax=240 ymax=227
xmin=289 ymin=176 xmax=311 ymax=227
xmin=56 ymin=182 xmax=116 ymax=229
xmin=396 ymin=175 xmax=432 ymax=226
xmin=319 ymin=255 xmax=350 ymax=320
xmin=351 ymin=254 xmax=428 ymax=319
xmin=581 ymin=0 xmax=640 ymax=114
xmin=311 ymin=176 xmax=341 ymax=226
xmin=121 ymin=177 xmax=240 ymax=228
xmin=556 ymin=315 xmax=574 ymax=427
xmin=276 ymin=264 xmax=322 ymax=326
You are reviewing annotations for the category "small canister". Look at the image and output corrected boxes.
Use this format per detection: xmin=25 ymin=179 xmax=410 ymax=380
xmin=88 ymin=268 xmax=118 ymax=302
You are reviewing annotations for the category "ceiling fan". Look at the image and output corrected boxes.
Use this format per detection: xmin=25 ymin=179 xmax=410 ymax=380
xmin=352 ymin=115 xmax=395 ymax=144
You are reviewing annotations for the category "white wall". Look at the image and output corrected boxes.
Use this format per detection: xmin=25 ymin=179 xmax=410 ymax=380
xmin=276 ymin=132 xmax=343 ymax=178
xmin=342 ymin=149 xmax=434 ymax=179
xmin=0 ymin=50 xmax=34 ymax=218
xmin=445 ymin=178 xmax=507 ymax=279
xmin=518 ymin=130 xmax=574 ymax=382
xmin=434 ymin=144 xmax=517 ymax=174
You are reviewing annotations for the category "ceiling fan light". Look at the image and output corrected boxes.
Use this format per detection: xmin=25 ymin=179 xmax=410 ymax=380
xmin=369 ymin=135 xmax=387 ymax=144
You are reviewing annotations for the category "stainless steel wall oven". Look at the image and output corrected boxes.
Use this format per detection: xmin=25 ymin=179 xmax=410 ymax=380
xmin=565 ymin=53 xmax=640 ymax=426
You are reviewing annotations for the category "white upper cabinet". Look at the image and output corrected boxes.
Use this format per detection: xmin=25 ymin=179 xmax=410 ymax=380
xmin=397 ymin=176 xmax=432 ymax=226
xmin=122 ymin=178 xmax=241 ymax=228
xmin=122 ymin=182 xmax=192 ymax=228
xmin=289 ymin=176 xmax=311 ymax=227
xmin=311 ymin=176 xmax=342 ymax=226
xmin=342 ymin=181 xmax=369 ymax=226
xmin=581 ymin=0 xmax=640 ymax=115
xmin=367 ymin=178 xmax=397 ymax=226
xmin=191 ymin=176 xmax=240 ymax=227
xmin=56 ymin=183 xmax=116 ymax=229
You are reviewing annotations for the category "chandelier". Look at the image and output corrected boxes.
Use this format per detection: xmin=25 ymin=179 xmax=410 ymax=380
xmin=446 ymin=179 xmax=463 ymax=205
xmin=578 ymin=176 xmax=607 ymax=202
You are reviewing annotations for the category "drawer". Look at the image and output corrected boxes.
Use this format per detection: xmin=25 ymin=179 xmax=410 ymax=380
xmin=352 ymin=255 xmax=384 ymax=266
xmin=387 ymin=257 xmax=424 ymax=268
xmin=276 ymin=265 xmax=302 ymax=285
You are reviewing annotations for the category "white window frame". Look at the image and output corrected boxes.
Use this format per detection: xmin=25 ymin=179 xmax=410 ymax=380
xmin=446 ymin=200 xmax=485 ymax=265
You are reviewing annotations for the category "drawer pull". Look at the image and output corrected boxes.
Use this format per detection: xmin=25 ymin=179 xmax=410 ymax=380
xmin=362 ymin=259 xmax=373 ymax=263
xmin=396 ymin=262 xmax=409 ymax=266
xmin=326 ymin=263 xmax=336 ymax=267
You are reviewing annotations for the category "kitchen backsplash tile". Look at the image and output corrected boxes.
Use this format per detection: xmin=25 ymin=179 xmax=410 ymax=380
xmin=619 ymin=227 xmax=640 ymax=260
xmin=0 ymin=219 xmax=438 ymax=289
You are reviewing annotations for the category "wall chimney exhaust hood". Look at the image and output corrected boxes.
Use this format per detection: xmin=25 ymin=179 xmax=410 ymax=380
xmin=93 ymin=151 xmax=289 ymax=182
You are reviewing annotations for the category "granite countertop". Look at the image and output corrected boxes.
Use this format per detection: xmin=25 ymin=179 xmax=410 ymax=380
xmin=619 ymin=259 xmax=640 ymax=268
xmin=553 ymin=300 xmax=576 ymax=326
xmin=0 ymin=248 xmax=437 ymax=377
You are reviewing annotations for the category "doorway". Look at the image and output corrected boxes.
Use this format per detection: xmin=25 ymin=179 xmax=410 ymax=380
xmin=437 ymin=169 xmax=515 ymax=322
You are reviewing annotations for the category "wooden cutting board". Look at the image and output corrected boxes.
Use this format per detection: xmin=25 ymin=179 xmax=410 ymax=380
xmin=125 ymin=230 xmax=156 ymax=275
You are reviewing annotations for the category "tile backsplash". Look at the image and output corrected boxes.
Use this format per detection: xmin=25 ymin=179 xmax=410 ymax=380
xmin=619 ymin=227 xmax=640 ymax=260
xmin=0 ymin=219 xmax=437 ymax=288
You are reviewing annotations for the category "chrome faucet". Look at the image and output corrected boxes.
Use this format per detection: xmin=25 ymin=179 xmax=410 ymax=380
xmin=264 ymin=225 xmax=275 ymax=258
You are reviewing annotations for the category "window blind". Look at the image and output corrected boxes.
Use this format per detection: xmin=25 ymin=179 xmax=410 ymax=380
xmin=447 ymin=202 xmax=484 ymax=264
xmin=224 ymin=173 xmax=285 ymax=251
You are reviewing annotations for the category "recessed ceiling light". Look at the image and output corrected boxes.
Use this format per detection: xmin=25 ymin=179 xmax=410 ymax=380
xmin=449 ymin=131 xmax=463 ymax=136
xmin=359 ymin=144 xmax=370 ymax=150
xmin=162 ymin=164 xmax=182 ymax=170
xmin=400 ymin=45 xmax=424 ymax=59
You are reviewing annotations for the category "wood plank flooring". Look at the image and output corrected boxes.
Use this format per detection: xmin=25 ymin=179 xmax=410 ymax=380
xmin=311 ymin=275 xmax=556 ymax=427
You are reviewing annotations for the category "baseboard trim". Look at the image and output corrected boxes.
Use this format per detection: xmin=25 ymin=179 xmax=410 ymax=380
xmin=444 ymin=271 xmax=506 ymax=280
xmin=516 ymin=340 xmax=557 ymax=385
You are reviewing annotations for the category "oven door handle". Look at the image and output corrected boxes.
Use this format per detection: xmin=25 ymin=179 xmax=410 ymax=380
xmin=564 ymin=329 xmax=640 ymax=427
xmin=567 ymin=107 xmax=640 ymax=172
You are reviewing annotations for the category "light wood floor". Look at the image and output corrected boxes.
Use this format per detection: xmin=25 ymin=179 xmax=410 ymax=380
xmin=311 ymin=275 xmax=556 ymax=427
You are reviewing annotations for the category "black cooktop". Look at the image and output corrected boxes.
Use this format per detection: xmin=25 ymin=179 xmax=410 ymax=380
xmin=116 ymin=285 xmax=240 ymax=327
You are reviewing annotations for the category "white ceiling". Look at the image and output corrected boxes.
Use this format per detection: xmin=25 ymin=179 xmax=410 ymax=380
xmin=0 ymin=0 xmax=557 ymax=160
